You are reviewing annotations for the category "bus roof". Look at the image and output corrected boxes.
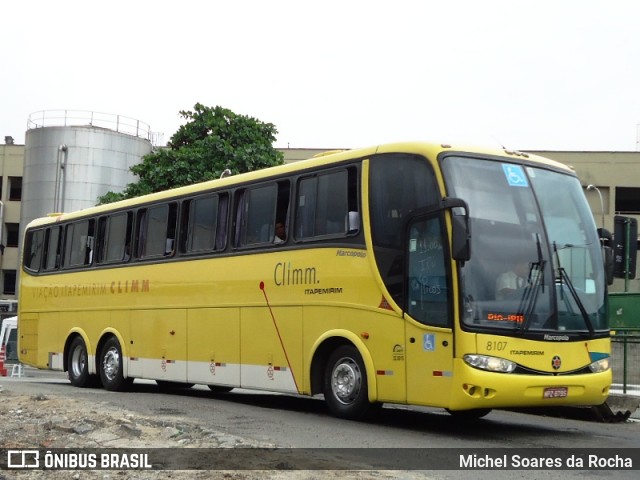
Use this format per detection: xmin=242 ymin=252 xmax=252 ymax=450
xmin=24 ymin=141 xmax=573 ymax=229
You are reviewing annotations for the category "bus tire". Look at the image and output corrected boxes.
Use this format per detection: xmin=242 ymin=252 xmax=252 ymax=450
xmin=99 ymin=336 xmax=129 ymax=392
xmin=324 ymin=345 xmax=372 ymax=420
xmin=67 ymin=336 xmax=99 ymax=388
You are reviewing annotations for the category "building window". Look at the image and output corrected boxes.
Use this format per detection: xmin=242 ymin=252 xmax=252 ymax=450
xmin=3 ymin=270 xmax=16 ymax=295
xmin=615 ymin=187 xmax=640 ymax=214
xmin=8 ymin=177 xmax=22 ymax=201
xmin=5 ymin=223 xmax=19 ymax=248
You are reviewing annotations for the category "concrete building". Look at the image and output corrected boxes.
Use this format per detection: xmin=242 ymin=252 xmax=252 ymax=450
xmin=0 ymin=137 xmax=24 ymax=303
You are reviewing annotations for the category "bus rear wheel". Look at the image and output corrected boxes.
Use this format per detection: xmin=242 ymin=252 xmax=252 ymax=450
xmin=67 ymin=336 xmax=99 ymax=388
xmin=323 ymin=345 xmax=372 ymax=420
xmin=99 ymin=337 xmax=130 ymax=391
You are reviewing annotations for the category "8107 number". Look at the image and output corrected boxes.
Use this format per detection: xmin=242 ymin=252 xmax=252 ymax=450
xmin=486 ymin=341 xmax=508 ymax=352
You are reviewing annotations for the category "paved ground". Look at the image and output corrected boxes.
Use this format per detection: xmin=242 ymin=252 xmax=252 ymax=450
xmin=0 ymin=366 xmax=426 ymax=479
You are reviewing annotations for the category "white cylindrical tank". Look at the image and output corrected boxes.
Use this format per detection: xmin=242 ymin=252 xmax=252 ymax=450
xmin=21 ymin=110 xmax=153 ymax=229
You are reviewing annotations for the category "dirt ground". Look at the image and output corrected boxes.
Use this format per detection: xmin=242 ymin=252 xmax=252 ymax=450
xmin=0 ymin=381 xmax=426 ymax=480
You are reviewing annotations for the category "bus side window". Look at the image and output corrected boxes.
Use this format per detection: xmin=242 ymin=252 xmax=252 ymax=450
xmin=63 ymin=219 xmax=95 ymax=268
xmin=135 ymin=209 xmax=148 ymax=258
xmin=246 ymin=184 xmax=277 ymax=245
xmin=23 ymin=229 xmax=44 ymax=272
xmin=407 ymin=215 xmax=451 ymax=327
xmin=98 ymin=212 xmax=132 ymax=263
xmin=136 ymin=204 xmax=177 ymax=259
xmin=235 ymin=182 xmax=289 ymax=248
xmin=295 ymin=168 xmax=356 ymax=240
xmin=96 ymin=216 xmax=108 ymax=263
xmin=182 ymin=194 xmax=219 ymax=253
xmin=43 ymin=226 xmax=62 ymax=271
xmin=215 ymin=193 xmax=229 ymax=250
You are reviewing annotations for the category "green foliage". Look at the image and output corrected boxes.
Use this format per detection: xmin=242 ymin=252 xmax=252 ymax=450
xmin=98 ymin=104 xmax=284 ymax=204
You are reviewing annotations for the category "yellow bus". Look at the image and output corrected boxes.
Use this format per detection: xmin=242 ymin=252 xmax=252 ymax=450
xmin=19 ymin=142 xmax=612 ymax=419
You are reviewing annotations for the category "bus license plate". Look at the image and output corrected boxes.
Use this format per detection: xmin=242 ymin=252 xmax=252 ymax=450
xmin=543 ymin=387 xmax=568 ymax=398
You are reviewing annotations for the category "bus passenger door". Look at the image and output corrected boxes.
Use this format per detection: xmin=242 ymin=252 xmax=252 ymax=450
xmin=404 ymin=214 xmax=454 ymax=407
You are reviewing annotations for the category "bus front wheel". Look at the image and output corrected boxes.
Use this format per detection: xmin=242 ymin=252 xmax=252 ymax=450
xmin=324 ymin=345 xmax=372 ymax=420
xmin=68 ymin=336 xmax=98 ymax=388
xmin=99 ymin=337 xmax=129 ymax=391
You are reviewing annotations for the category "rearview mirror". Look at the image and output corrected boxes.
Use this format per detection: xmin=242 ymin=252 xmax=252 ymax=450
xmin=442 ymin=197 xmax=471 ymax=262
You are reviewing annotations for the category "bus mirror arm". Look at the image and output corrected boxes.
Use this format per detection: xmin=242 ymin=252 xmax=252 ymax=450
xmin=598 ymin=227 xmax=615 ymax=285
xmin=442 ymin=197 xmax=471 ymax=263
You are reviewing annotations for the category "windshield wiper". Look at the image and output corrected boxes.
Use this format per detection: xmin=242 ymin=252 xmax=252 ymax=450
xmin=519 ymin=234 xmax=545 ymax=332
xmin=553 ymin=242 xmax=594 ymax=335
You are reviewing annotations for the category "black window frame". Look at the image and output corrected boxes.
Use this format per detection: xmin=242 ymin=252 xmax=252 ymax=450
xmin=5 ymin=223 xmax=19 ymax=248
xmin=62 ymin=219 xmax=96 ymax=269
xmin=181 ymin=193 xmax=222 ymax=254
xmin=234 ymin=180 xmax=290 ymax=249
xmin=23 ymin=228 xmax=44 ymax=272
xmin=3 ymin=270 xmax=16 ymax=295
xmin=97 ymin=211 xmax=133 ymax=264
xmin=615 ymin=186 xmax=640 ymax=214
xmin=294 ymin=166 xmax=360 ymax=242
xmin=134 ymin=203 xmax=178 ymax=260
xmin=43 ymin=226 xmax=63 ymax=271
xmin=8 ymin=176 xmax=22 ymax=201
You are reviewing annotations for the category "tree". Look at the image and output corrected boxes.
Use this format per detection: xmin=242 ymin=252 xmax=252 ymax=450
xmin=98 ymin=104 xmax=284 ymax=204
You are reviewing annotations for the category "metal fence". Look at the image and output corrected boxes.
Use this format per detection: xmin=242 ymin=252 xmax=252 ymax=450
xmin=26 ymin=110 xmax=157 ymax=143
xmin=611 ymin=328 xmax=640 ymax=395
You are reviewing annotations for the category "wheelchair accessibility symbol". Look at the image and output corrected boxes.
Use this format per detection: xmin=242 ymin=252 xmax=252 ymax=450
xmin=423 ymin=334 xmax=435 ymax=352
xmin=502 ymin=164 xmax=528 ymax=187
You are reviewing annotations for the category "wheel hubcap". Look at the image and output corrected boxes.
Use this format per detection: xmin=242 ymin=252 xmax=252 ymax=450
xmin=102 ymin=347 xmax=120 ymax=381
xmin=331 ymin=357 xmax=362 ymax=405
xmin=71 ymin=345 xmax=86 ymax=378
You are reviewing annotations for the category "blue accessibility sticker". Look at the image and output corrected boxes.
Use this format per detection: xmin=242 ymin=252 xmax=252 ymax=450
xmin=502 ymin=164 xmax=528 ymax=187
xmin=423 ymin=334 xmax=435 ymax=352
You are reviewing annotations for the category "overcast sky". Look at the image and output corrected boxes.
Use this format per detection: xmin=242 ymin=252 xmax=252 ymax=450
xmin=2 ymin=0 xmax=639 ymax=151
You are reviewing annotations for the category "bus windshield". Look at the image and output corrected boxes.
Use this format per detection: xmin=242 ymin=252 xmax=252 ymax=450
xmin=440 ymin=155 xmax=607 ymax=335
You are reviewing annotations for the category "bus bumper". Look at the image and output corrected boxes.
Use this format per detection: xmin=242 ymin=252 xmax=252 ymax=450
xmin=447 ymin=359 xmax=612 ymax=411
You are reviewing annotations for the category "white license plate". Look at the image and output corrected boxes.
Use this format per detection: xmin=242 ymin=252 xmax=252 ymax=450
xmin=543 ymin=387 xmax=568 ymax=398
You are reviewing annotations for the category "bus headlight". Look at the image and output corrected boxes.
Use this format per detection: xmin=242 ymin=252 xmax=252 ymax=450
xmin=464 ymin=354 xmax=517 ymax=373
xmin=588 ymin=357 xmax=610 ymax=373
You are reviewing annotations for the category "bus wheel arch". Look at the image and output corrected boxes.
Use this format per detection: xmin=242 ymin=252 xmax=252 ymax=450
xmin=310 ymin=335 xmax=379 ymax=420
